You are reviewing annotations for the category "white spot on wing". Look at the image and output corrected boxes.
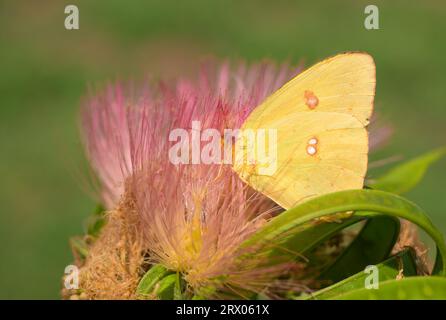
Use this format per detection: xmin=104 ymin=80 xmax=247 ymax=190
xmin=306 ymin=145 xmax=317 ymax=155
xmin=306 ymin=136 xmax=318 ymax=156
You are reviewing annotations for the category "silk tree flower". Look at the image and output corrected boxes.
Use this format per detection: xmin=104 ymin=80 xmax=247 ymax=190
xmin=81 ymin=62 xmax=295 ymax=210
xmin=74 ymin=61 xmax=392 ymax=299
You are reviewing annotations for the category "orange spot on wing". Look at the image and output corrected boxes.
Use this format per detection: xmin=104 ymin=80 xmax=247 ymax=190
xmin=304 ymin=90 xmax=319 ymax=109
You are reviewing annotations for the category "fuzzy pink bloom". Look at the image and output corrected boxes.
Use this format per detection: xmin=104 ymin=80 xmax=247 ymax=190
xmin=136 ymin=62 xmax=300 ymax=292
xmin=81 ymin=62 xmax=297 ymax=209
xmin=80 ymin=60 xmax=391 ymax=295
xmin=81 ymin=61 xmax=301 ymax=294
xmin=81 ymin=84 xmax=134 ymax=208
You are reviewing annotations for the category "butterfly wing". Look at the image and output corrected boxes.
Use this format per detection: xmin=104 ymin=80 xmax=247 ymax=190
xmin=234 ymin=53 xmax=375 ymax=209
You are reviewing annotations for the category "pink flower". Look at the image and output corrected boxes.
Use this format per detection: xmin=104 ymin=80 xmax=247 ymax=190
xmin=80 ymin=60 xmax=390 ymax=295
xmin=80 ymin=84 xmax=134 ymax=209
xmin=81 ymin=62 xmax=297 ymax=209
xmin=81 ymin=61 xmax=300 ymax=294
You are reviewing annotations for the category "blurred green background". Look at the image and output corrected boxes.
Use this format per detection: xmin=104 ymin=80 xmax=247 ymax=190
xmin=0 ymin=0 xmax=445 ymax=299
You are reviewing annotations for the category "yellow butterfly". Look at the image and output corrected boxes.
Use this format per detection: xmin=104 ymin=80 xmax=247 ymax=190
xmin=234 ymin=52 xmax=375 ymax=209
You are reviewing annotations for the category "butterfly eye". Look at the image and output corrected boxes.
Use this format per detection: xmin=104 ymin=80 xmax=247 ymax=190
xmin=304 ymin=90 xmax=319 ymax=109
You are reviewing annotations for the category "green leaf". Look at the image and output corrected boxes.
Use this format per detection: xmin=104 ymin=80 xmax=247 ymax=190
xmin=69 ymin=237 xmax=89 ymax=260
xmin=369 ymin=147 xmax=446 ymax=194
xmin=136 ymin=264 xmax=171 ymax=295
xmin=155 ymin=274 xmax=177 ymax=300
xmin=174 ymin=272 xmax=184 ymax=300
xmin=309 ymin=248 xmax=418 ymax=300
xmin=333 ymin=276 xmax=446 ymax=300
xmin=320 ymin=215 xmax=400 ymax=283
xmin=93 ymin=204 xmax=105 ymax=216
xmin=192 ymin=286 xmax=217 ymax=300
xmin=83 ymin=204 xmax=106 ymax=238
xmin=266 ymin=215 xmax=363 ymax=260
xmin=86 ymin=215 xmax=106 ymax=238
xmin=241 ymin=189 xmax=446 ymax=276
